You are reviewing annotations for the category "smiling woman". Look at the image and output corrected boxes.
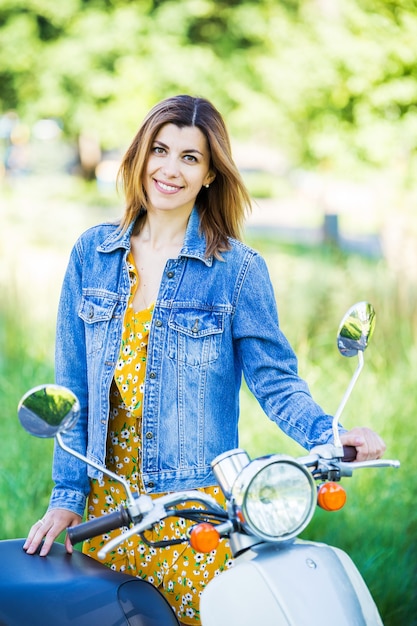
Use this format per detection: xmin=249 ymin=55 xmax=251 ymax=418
xmin=23 ymin=94 xmax=385 ymax=626
xmin=144 ymin=124 xmax=215 ymax=216
xmin=129 ymin=123 xmax=217 ymax=310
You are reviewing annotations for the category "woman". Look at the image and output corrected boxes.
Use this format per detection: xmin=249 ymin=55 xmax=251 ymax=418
xmin=24 ymin=95 xmax=385 ymax=625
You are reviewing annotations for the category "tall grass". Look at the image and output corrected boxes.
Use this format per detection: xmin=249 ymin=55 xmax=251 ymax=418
xmin=0 ymin=185 xmax=415 ymax=624
xmin=239 ymin=237 xmax=417 ymax=625
xmin=0 ymin=292 xmax=55 ymax=537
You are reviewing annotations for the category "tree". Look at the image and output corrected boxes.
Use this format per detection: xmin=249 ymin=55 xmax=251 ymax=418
xmin=1 ymin=0 xmax=417 ymax=175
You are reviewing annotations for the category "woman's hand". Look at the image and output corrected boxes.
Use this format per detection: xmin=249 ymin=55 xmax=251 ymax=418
xmin=340 ymin=427 xmax=386 ymax=462
xmin=23 ymin=509 xmax=82 ymax=557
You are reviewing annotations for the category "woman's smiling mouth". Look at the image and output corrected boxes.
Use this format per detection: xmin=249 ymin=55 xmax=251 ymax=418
xmin=154 ymin=179 xmax=182 ymax=193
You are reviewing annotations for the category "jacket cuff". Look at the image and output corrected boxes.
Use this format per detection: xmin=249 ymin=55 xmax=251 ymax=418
xmin=48 ymin=488 xmax=87 ymax=518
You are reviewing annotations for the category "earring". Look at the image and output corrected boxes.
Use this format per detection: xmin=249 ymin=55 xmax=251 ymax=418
xmin=204 ymin=184 xmax=210 ymax=188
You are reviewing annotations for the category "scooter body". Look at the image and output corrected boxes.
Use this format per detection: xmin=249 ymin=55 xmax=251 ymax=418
xmin=0 ymin=539 xmax=179 ymax=626
xmin=0 ymin=537 xmax=383 ymax=626
xmin=200 ymin=539 xmax=383 ymax=626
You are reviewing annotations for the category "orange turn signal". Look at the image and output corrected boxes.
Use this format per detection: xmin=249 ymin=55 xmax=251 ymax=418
xmin=317 ymin=482 xmax=347 ymax=511
xmin=189 ymin=522 xmax=220 ymax=553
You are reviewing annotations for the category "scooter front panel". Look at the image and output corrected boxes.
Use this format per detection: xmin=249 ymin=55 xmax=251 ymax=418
xmin=200 ymin=540 xmax=383 ymax=626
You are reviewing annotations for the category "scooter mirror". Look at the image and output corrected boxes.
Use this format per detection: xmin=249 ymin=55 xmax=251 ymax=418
xmin=336 ymin=301 xmax=376 ymax=358
xmin=18 ymin=384 xmax=80 ymax=438
xmin=17 ymin=384 xmax=139 ymax=510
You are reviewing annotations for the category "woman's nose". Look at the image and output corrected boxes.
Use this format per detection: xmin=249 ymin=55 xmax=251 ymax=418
xmin=161 ymin=155 xmax=180 ymax=178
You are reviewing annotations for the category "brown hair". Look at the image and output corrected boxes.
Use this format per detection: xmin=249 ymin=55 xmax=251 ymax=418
xmin=117 ymin=95 xmax=252 ymax=257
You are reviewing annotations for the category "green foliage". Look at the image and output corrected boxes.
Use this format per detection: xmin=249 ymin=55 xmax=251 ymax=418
xmin=0 ymin=294 xmax=55 ymax=538
xmin=3 ymin=0 xmax=417 ymax=175
xmin=239 ymin=235 xmax=416 ymax=625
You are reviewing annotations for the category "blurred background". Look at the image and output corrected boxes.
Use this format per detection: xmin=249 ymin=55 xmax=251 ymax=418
xmin=1 ymin=1 xmax=416 ymax=624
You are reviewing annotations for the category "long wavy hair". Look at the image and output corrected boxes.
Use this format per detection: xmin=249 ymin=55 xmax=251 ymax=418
xmin=117 ymin=95 xmax=252 ymax=258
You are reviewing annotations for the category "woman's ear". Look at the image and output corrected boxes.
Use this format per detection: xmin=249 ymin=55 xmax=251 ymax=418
xmin=204 ymin=171 xmax=216 ymax=187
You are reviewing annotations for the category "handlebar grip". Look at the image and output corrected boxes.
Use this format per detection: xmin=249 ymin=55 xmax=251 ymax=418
xmin=68 ymin=507 xmax=131 ymax=545
xmin=342 ymin=446 xmax=357 ymax=462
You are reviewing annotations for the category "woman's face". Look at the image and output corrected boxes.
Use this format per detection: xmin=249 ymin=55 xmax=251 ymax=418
xmin=144 ymin=123 xmax=215 ymax=216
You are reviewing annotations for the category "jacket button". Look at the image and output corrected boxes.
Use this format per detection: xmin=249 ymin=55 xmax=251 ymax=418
xmin=166 ymin=271 xmax=174 ymax=278
xmin=145 ymin=431 xmax=153 ymax=439
xmin=155 ymin=320 xmax=162 ymax=327
xmin=88 ymin=305 xmax=94 ymax=319
xmin=147 ymin=481 xmax=155 ymax=488
xmin=149 ymin=372 xmax=156 ymax=379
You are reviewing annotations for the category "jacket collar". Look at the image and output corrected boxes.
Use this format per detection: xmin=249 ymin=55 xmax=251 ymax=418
xmin=180 ymin=206 xmax=213 ymax=267
xmin=97 ymin=207 xmax=213 ymax=267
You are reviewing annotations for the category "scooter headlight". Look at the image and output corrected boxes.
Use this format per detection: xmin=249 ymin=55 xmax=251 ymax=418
xmin=231 ymin=455 xmax=316 ymax=542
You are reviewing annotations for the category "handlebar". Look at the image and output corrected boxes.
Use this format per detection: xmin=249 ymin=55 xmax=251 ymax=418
xmin=66 ymin=451 xmax=400 ymax=552
xmin=342 ymin=446 xmax=357 ymax=462
xmin=68 ymin=507 xmax=131 ymax=545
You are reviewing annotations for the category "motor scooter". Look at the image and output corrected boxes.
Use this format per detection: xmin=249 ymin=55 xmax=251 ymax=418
xmin=0 ymin=302 xmax=400 ymax=625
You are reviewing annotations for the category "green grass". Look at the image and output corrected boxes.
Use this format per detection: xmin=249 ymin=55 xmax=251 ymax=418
xmin=0 ymin=184 xmax=415 ymax=624
xmin=238 ymin=238 xmax=417 ymax=625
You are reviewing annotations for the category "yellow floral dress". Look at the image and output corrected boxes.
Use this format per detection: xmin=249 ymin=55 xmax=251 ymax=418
xmin=83 ymin=253 xmax=232 ymax=624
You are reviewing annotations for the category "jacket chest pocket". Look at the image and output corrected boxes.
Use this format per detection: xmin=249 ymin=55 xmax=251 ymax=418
xmin=167 ymin=309 xmax=224 ymax=366
xmin=79 ymin=294 xmax=120 ymax=355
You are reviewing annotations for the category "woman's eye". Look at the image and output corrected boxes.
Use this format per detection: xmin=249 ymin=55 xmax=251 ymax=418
xmin=152 ymin=146 xmax=165 ymax=154
xmin=184 ymin=154 xmax=197 ymax=162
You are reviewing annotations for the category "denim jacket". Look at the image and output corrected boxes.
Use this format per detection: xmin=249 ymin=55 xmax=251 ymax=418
xmin=49 ymin=207 xmax=336 ymax=517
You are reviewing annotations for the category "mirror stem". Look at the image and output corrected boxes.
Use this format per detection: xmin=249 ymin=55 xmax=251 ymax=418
xmin=332 ymin=351 xmax=364 ymax=453
xmin=56 ymin=433 xmax=139 ymax=511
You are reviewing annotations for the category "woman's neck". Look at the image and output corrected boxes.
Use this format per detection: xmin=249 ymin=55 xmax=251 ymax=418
xmin=136 ymin=209 xmax=190 ymax=251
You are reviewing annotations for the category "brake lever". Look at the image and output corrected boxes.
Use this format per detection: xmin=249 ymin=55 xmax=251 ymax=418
xmin=338 ymin=458 xmax=400 ymax=473
xmin=98 ymin=499 xmax=170 ymax=559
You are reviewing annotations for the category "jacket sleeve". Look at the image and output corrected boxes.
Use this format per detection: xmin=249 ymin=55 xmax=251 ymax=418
xmin=49 ymin=238 xmax=90 ymax=517
xmin=232 ymin=252 xmax=341 ymax=450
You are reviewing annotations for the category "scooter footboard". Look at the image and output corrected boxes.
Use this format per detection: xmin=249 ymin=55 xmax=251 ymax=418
xmin=200 ymin=540 xmax=383 ymax=626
